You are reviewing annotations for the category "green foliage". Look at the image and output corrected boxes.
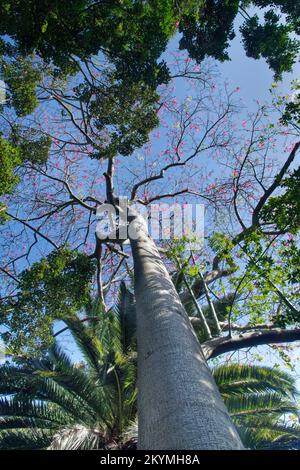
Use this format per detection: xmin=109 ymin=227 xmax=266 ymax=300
xmin=281 ymin=80 xmax=300 ymax=125
xmin=0 ymin=137 xmax=22 ymax=195
xmin=278 ymin=240 xmax=300 ymax=287
xmin=225 ymin=230 xmax=300 ymax=329
xmin=267 ymin=239 xmax=300 ymax=327
xmin=114 ymin=282 xmax=137 ymax=354
xmin=0 ymin=136 xmax=22 ymax=222
xmin=168 ymin=226 xmax=299 ymax=344
xmin=215 ymin=362 xmax=297 ymax=397
xmin=0 ymin=249 xmax=96 ymax=354
xmin=179 ymin=0 xmax=300 ymax=79
xmin=86 ymin=79 xmax=159 ymax=158
xmin=1 ymin=0 xmax=299 ymax=107
xmin=1 ymin=58 xmax=41 ymax=116
xmin=0 ymin=204 xmax=8 ymax=223
xmin=11 ymin=127 xmax=52 ymax=165
xmin=0 ymin=130 xmax=51 ymax=222
xmin=179 ymin=0 xmax=239 ymax=62
xmin=260 ymin=166 xmax=300 ymax=234
xmin=1 ymin=347 xmax=299 ymax=449
xmin=201 ymin=295 xmax=233 ymax=322
xmin=214 ymin=363 xmax=300 ymax=449
xmin=0 ymin=0 xmax=188 ymax=87
xmin=252 ymin=1 xmax=300 ymax=33
xmin=209 ymin=232 xmax=236 ymax=267
xmin=0 ymin=286 xmax=137 ymax=450
xmin=240 ymin=10 xmax=300 ymax=80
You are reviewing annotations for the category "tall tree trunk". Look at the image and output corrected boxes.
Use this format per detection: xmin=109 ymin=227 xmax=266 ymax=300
xmin=129 ymin=212 xmax=243 ymax=450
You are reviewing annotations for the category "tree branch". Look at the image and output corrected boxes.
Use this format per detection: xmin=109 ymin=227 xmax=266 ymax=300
xmin=104 ymin=157 xmax=116 ymax=204
xmin=252 ymin=141 xmax=300 ymax=225
xmin=6 ymin=212 xmax=59 ymax=250
xmin=202 ymin=327 xmax=300 ymax=360
xmin=180 ymin=268 xmax=234 ymax=305
xmin=0 ymin=267 xmax=20 ymax=284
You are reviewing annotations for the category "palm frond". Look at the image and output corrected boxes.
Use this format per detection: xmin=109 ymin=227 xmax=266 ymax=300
xmin=226 ymin=392 xmax=298 ymax=417
xmin=0 ymin=428 xmax=53 ymax=450
xmin=0 ymin=415 xmax=58 ymax=430
xmin=30 ymin=376 xmax=95 ymax=423
xmin=0 ymin=284 xmax=139 ymax=450
xmin=214 ymin=364 xmax=297 ymax=398
xmin=0 ymin=364 xmax=35 ymax=396
xmin=236 ymin=417 xmax=300 ymax=449
xmin=114 ymin=282 xmax=136 ymax=354
xmin=48 ymin=424 xmax=106 ymax=450
xmin=213 ymin=364 xmax=300 ymax=449
xmin=62 ymin=316 xmax=104 ymax=373
xmin=48 ymin=344 xmax=113 ymax=425
xmin=0 ymin=397 xmax=70 ymax=425
xmin=261 ymin=438 xmax=300 ymax=450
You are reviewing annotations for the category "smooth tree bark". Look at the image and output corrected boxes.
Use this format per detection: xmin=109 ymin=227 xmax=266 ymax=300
xmin=202 ymin=327 xmax=300 ymax=360
xmin=128 ymin=210 xmax=244 ymax=450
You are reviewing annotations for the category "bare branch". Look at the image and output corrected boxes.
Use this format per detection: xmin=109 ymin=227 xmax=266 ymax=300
xmin=6 ymin=212 xmax=59 ymax=250
xmin=202 ymin=327 xmax=300 ymax=360
xmin=252 ymin=141 xmax=300 ymax=225
xmin=0 ymin=267 xmax=20 ymax=284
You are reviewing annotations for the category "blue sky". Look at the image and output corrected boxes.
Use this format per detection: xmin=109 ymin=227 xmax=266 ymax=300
xmin=219 ymin=30 xmax=300 ymax=108
xmin=1 ymin=19 xmax=300 ymax=384
xmin=54 ymin=30 xmax=300 ymax=375
xmin=206 ymin=29 xmax=300 ymax=382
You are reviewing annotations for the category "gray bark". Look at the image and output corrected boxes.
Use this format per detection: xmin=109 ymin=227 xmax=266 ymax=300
xmin=129 ymin=212 xmax=243 ymax=450
xmin=202 ymin=327 xmax=300 ymax=360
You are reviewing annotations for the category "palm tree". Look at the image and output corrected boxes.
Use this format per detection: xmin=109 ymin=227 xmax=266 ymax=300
xmin=213 ymin=363 xmax=300 ymax=449
xmin=0 ymin=283 xmax=137 ymax=450
xmin=1 ymin=281 xmax=299 ymax=450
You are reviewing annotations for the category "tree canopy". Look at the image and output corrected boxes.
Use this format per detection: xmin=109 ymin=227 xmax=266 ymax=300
xmin=179 ymin=0 xmax=300 ymax=80
xmin=0 ymin=0 xmax=300 ymax=451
